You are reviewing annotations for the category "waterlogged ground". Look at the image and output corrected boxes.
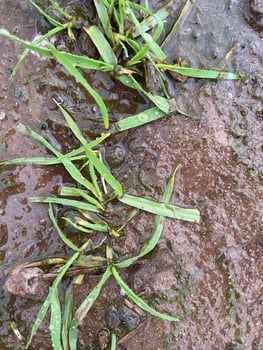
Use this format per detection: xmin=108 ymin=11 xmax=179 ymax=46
xmin=0 ymin=1 xmax=263 ymax=349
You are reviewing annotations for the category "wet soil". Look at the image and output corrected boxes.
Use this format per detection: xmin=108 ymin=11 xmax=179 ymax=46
xmin=0 ymin=1 xmax=263 ymax=349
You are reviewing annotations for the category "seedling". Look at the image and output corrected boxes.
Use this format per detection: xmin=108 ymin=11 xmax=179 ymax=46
xmin=0 ymin=0 xmax=242 ymax=348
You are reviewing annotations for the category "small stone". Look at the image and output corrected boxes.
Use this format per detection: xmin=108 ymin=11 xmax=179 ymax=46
xmin=105 ymin=306 xmax=120 ymax=330
xmin=0 ymin=111 xmax=6 ymax=121
xmin=118 ymin=305 xmax=141 ymax=331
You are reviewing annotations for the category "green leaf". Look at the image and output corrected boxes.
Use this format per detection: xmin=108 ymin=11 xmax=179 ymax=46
xmin=85 ymin=147 xmax=123 ymax=197
xmin=31 ymin=196 xmax=100 ymax=213
xmin=119 ymin=194 xmax=200 ymax=223
xmin=69 ymin=266 xmax=112 ymax=350
xmin=133 ymin=0 xmax=173 ymax=36
xmin=48 ymin=0 xmax=73 ymax=21
xmin=50 ymin=288 xmax=62 ymax=350
xmin=111 ymin=332 xmax=117 ymax=350
xmin=0 ymin=28 xmax=114 ymax=73
xmin=29 ymin=0 xmax=63 ymax=26
xmin=16 ymin=124 xmax=99 ymax=198
xmin=61 ymin=217 xmax=94 ymax=234
xmin=62 ymin=283 xmax=74 ymax=350
xmin=75 ymin=217 xmax=108 ymax=232
xmin=60 ymin=186 xmax=104 ymax=210
xmin=49 ymin=46 xmax=110 ymax=129
xmin=11 ymin=25 xmax=67 ymax=77
xmin=54 ymin=101 xmax=103 ymax=200
xmin=48 ymin=204 xmax=83 ymax=251
xmin=156 ymin=64 xmax=242 ymax=80
xmin=124 ymin=3 xmax=166 ymax=61
xmin=26 ymin=243 xmax=89 ymax=348
xmin=161 ymin=0 xmax=194 ymax=48
xmin=111 ymin=266 xmax=178 ymax=322
xmin=74 ymin=266 xmax=112 ymax=322
xmin=117 ymin=165 xmax=181 ymax=268
xmin=54 ymin=102 xmax=122 ymax=195
xmin=116 ymin=74 xmax=174 ymax=114
xmin=112 ymin=107 xmax=166 ymax=132
xmin=0 ymin=28 xmax=53 ymax=57
xmin=93 ymin=0 xmax=114 ymax=43
xmin=83 ymin=25 xmax=117 ymax=66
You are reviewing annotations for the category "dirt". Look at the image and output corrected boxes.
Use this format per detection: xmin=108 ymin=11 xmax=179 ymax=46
xmin=0 ymin=1 xmax=263 ymax=349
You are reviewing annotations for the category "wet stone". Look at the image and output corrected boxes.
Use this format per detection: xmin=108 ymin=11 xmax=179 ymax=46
xmin=105 ymin=306 xmax=120 ymax=330
xmin=118 ymin=305 xmax=141 ymax=331
xmin=4 ymin=266 xmax=50 ymax=301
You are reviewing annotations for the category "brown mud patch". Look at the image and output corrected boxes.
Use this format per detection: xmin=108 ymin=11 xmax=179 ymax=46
xmin=0 ymin=1 xmax=262 ymax=349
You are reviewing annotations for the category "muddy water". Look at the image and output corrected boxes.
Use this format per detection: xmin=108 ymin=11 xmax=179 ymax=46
xmin=0 ymin=1 xmax=263 ymax=349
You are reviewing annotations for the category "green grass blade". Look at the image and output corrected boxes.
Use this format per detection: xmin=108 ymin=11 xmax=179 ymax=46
xmin=0 ymin=29 xmax=53 ymax=58
xmin=111 ymin=266 xmax=178 ymax=322
xmin=83 ymin=26 xmax=117 ymax=66
xmin=156 ymin=64 xmax=242 ymax=80
xmin=16 ymin=124 xmax=99 ymax=197
xmin=119 ymin=194 xmax=200 ymax=223
xmin=0 ymin=144 xmax=91 ymax=166
xmin=0 ymin=156 xmax=63 ymax=166
xmin=129 ymin=2 xmax=164 ymax=42
xmin=48 ymin=0 xmax=73 ymax=20
xmin=112 ymin=107 xmax=166 ymax=132
xmin=63 ymin=52 xmax=114 ymax=71
xmin=50 ymin=288 xmax=62 ymax=350
xmin=29 ymin=0 xmax=63 ymax=26
xmin=116 ymin=74 xmax=173 ymax=113
xmin=125 ymin=45 xmax=151 ymax=66
xmin=161 ymin=0 xmax=194 ymax=48
xmin=133 ymin=0 xmax=173 ymax=36
xmin=69 ymin=266 xmax=112 ymax=350
xmin=74 ymin=266 xmax=112 ymax=322
xmin=26 ymin=245 xmax=89 ymax=348
xmin=54 ymin=102 xmax=121 ymax=196
xmin=75 ymin=217 xmax=108 ymax=232
xmin=124 ymin=4 xmax=166 ymax=61
xmin=117 ymin=0 xmax=124 ymax=34
xmin=84 ymin=147 xmax=123 ymax=197
xmin=0 ymin=153 xmax=85 ymax=166
xmin=117 ymin=165 xmax=181 ymax=268
xmin=30 ymin=196 xmax=100 ymax=213
xmin=62 ymin=283 xmax=74 ymax=350
xmin=54 ymin=101 xmax=103 ymax=200
xmin=62 ymin=217 xmax=94 ymax=234
xmin=93 ymin=0 xmax=114 ymax=43
xmin=111 ymin=333 xmax=117 ymax=350
xmin=60 ymin=187 xmax=104 ymax=210
xmin=89 ymin=161 xmax=102 ymax=199
xmin=2 ymin=26 xmax=114 ymax=74
xmin=49 ymin=46 xmax=110 ymax=129
xmin=11 ymin=25 xmax=67 ymax=77
xmin=26 ymin=299 xmax=51 ymax=348
xmin=54 ymin=103 xmax=121 ymax=196
xmin=48 ymin=204 xmax=84 ymax=251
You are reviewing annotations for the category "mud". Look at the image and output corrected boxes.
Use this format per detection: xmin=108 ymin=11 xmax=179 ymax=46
xmin=0 ymin=1 xmax=263 ymax=349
